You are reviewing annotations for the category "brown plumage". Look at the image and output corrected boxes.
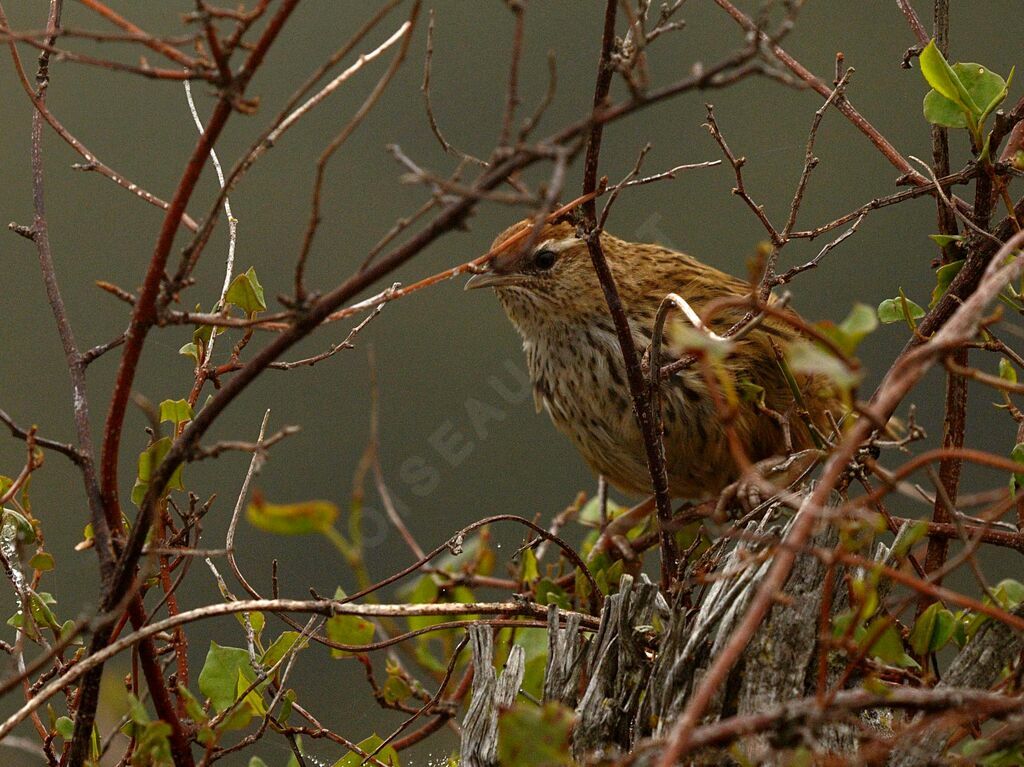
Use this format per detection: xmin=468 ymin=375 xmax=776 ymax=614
xmin=466 ymin=219 xmax=839 ymax=499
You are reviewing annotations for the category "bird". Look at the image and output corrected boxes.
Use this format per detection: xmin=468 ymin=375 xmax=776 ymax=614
xmin=465 ymin=218 xmax=840 ymax=515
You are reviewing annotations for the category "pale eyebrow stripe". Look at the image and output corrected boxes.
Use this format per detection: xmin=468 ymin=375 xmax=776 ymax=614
xmin=543 ymin=237 xmax=582 ymax=253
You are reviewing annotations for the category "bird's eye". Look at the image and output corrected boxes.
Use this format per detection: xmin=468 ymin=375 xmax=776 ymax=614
xmin=534 ymin=249 xmax=557 ymax=271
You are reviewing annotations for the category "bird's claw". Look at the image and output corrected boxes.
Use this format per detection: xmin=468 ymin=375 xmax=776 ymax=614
xmin=714 ymin=449 xmax=825 ymax=521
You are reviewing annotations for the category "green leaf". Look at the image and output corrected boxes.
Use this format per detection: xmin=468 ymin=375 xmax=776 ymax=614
xmin=536 ymin=578 xmax=571 ymax=610
xmin=381 ymin=665 xmax=412 ymax=706
xmin=999 ymin=359 xmax=1017 ymax=384
xmin=198 ymin=642 xmax=257 ymax=713
xmin=892 ymin=519 xmax=930 ymax=559
xmin=225 ymin=267 xmax=266 ymax=315
xmin=909 ymin=602 xmax=957 ymax=655
xmin=737 ymin=379 xmax=767 ymax=408
xmin=55 ymin=715 xmax=74 ymax=740
xmin=278 ymin=688 xmax=296 ymax=725
xmin=326 ymin=587 xmax=375 ymax=658
xmin=923 ymin=89 xmax=970 ymax=128
xmin=786 ymin=341 xmax=861 ymax=392
xmin=131 ymin=437 xmax=185 ymax=507
xmin=578 ymin=495 xmax=626 ymax=527
xmin=401 ymin=575 xmax=442 ymax=633
xmin=179 ymin=342 xmax=199 ymax=363
xmin=920 ymin=47 xmax=1010 ymax=133
xmin=827 ymin=303 xmax=878 ymax=355
xmin=159 ymin=399 xmax=194 ymax=429
xmin=7 ymin=592 xmax=60 ymax=635
xmin=930 ymin=259 xmax=965 ymax=307
xmin=248 ymin=759 xmax=270 ymax=767
xmin=520 ymin=547 xmax=540 ymax=585
xmin=332 ymin=735 xmax=400 ymax=767
xmin=236 ymin=667 xmax=266 ymax=716
xmin=928 ymin=234 xmax=965 ymax=248
xmin=878 ymin=296 xmax=926 ymax=325
xmin=862 ymin=616 xmax=919 ymax=668
xmin=29 ymin=551 xmax=55 ymax=571
xmin=261 ymin=631 xmax=306 ymax=670
xmin=246 ymin=494 xmax=338 ymax=535
xmin=1011 ymin=444 xmax=1024 ymax=497
xmin=497 ymin=701 xmax=574 ymax=766
xmin=991 ymin=578 xmax=1024 ymax=609
xmin=178 ymin=684 xmax=208 ymax=725
xmin=2 ymin=508 xmax=36 ymax=544
xmin=919 ymin=40 xmax=971 ymax=108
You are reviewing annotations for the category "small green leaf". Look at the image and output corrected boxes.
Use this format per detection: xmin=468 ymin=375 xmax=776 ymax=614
xmin=29 ymin=551 xmax=55 ymax=571
xmin=55 ymin=716 xmax=74 ymax=740
xmin=536 ymin=578 xmax=571 ymax=610
xmin=246 ymin=494 xmax=338 ymax=536
xmin=131 ymin=437 xmax=184 ymax=507
xmin=225 ymin=267 xmax=266 ymax=315
xmin=909 ymin=602 xmax=957 ymax=655
xmin=878 ymin=296 xmax=926 ymax=325
xmin=999 ymin=359 xmax=1017 ymax=384
xmin=2 ymin=508 xmax=36 ymax=544
xmin=520 ymin=547 xmax=540 ymax=585
xmin=1011 ymin=444 xmax=1024 ymax=497
xmin=930 ymin=259 xmax=965 ymax=307
xmin=236 ymin=667 xmax=266 ymax=716
xmin=578 ymin=495 xmax=626 ymax=527
xmin=7 ymin=592 xmax=61 ymax=636
xmin=178 ymin=684 xmax=208 ymax=725
xmin=179 ymin=342 xmax=199 ymax=363
xmin=198 ymin=642 xmax=258 ymax=713
xmin=928 ymin=234 xmax=965 ymax=248
xmin=278 ymin=689 xmax=296 ymax=725
xmin=919 ymin=40 xmax=971 ymax=109
xmin=923 ymin=88 xmax=970 ymax=128
xmin=834 ymin=303 xmax=878 ymax=354
xmin=862 ymin=616 xmax=919 ymax=668
xmin=737 ymin=379 xmax=767 ymax=408
xmin=159 ymin=399 xmax=195 ymax=429
xmin=382 ymin=667 xmax=412 ymax=706
xmin=261 ymin=631 xmax=306 ymax=670
xmin=332 ymin=735 xmax=399 ymax=767
xmin=786 ymin=341 xmax=861 ymax=392
xmin=992 ymin=578 xmax=1024 ymax=608
xmin=326 ymin=587 xmax=375 ymax=658
xmin=892 ymin=519 xmax=930 ymax=559
xmin=248 ymin=759 xmax=270 ymax=767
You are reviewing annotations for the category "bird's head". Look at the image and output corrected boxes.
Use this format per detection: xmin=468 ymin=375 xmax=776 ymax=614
xmin=464 ymin=219 xmax=623 ymax=316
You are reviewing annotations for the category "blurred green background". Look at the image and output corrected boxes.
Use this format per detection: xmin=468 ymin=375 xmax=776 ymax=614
xmin=1 ymin=1 xmax=1020 ymax=764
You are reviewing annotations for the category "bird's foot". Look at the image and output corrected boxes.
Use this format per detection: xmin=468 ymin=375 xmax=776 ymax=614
xmin=714 ymin=449 xmax=825 ymax=521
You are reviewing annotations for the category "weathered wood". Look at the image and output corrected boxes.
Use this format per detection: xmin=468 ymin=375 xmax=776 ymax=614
xmin=573 ymin=573 xmax=660 ymax=760
xmin=643 ymin=500 xmax=812 ymax=736
xmin=886 ymin=603 xmax=1024 ymax=766
xmin=543 ymin=603 xmax=589 ymax=707
xmin=460 ymin=625 xmax=526 ymax=767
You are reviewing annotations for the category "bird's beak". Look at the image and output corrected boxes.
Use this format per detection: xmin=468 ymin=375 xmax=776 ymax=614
xmin=464 ymin=270 xmax=525 ymax=291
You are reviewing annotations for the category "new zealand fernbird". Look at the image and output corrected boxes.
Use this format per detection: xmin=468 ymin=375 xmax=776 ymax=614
xmin=465 ymin=219 xmax=839 ymax=520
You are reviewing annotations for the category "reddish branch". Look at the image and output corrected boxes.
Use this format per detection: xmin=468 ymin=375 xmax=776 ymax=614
xmin=68 ymin=3 xmax=303 ymax=764
xmin=578 ymin=0 xmax=678 ymax=588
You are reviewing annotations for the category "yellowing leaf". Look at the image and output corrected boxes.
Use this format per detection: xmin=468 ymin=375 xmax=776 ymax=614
xmin=246 ymin=492 xmax=338 ymax=535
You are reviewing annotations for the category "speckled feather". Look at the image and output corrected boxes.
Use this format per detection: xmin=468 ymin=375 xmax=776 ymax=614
xmin=479 ymin=220 xmax=838 ymax=498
